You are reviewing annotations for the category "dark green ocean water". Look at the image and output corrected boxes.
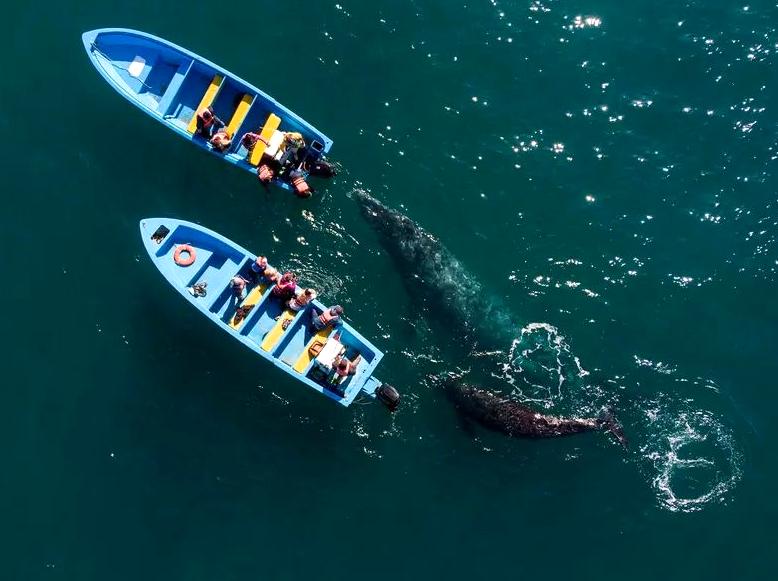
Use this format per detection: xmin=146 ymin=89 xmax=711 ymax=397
xmin=2 ymin=0 xmax=777 ymax=578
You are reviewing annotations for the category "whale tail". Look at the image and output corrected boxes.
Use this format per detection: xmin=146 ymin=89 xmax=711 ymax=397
xmin=598 ymin=407 xmax=628 ymax=448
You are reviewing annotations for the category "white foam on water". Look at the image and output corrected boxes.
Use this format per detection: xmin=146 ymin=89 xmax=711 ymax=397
xmin=638 ymin=401 xmax=742 ymax=513
xmin=497 ymin=323 xmax=597 ymax=411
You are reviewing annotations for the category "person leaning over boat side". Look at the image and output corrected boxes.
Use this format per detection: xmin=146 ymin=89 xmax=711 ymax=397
xmin=195 ymin=106 xmax=224 ymax=138
xmin=209 ymin=128 xmax=232 ymax=152
xmin=250 ymin=256 xmax=279 ymax=285
xmin=240 ymin=131 xmax=263 ymax=156
xmin=288 ymin=288 xmax=317 ymax=312
xmin=311 ymin=305 xmax=344 ymax=331
xmin=250 ymin=256 xmax=268 ymax=280
xmin=231 ymin=275 xmax=248 ymax=300
xmin=288 ymin=168 xmax=313 ymax=198
xmin=262 ymin=266 xmax=279 ymax=285
xmin=256 ymin=164 xmax=275 ymax=190
xmin=272 ymin=271 xmax=297 ymax=301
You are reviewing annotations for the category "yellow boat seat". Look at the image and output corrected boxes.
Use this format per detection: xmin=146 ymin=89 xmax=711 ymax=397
xmin=292 ymin=328 xmax=332 ymax=373
xmin=187 ymin=74 xmax=224 ymax=134
xmin=261 ymin=310 xmax=296 ymax=352
xmin=228 ymin=283 xmax=266 ymax=330
xmin=249 ymin=113 xmax=282 ymax=166
xmin=225 ymin=93 xmax=254 ymax=138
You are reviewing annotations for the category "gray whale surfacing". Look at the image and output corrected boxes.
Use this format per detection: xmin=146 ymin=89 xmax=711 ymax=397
xmin=445 ymin=380 xmax=628 ymax=447
xmin=355 ymin=191 xmax=627 ymax=448
xmin=354 ymin=190 xmax=513 ymax=345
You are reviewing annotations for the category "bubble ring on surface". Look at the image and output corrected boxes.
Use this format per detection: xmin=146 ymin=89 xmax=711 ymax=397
xmin=641 ymin=408 xmax=742 ymax=513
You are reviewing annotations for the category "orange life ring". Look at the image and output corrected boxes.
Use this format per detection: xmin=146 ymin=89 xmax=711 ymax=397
xmin=174 ymin=244 xmax=196 ymax=266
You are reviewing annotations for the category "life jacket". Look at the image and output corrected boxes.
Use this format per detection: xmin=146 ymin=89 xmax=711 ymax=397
xmin=197 ymin=109 xmax=214 ymax=129
xmin=292 ymin=175 xmax=311 ymax=197
xmin=258 ymin=164 xmax=274 ymax=183
xmin=318 ymin=309 xmax=338 ymax=326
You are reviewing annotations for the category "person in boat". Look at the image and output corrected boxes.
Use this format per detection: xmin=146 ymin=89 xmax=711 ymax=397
xmin=195 ymin=106 xmax=224 ymax=138
xmin=250 ymin=256 xmax=279 ymax=285
xmin=311 ymin=305 xmax=343 ymax=331
xmin=288 ymin=168 xmax=313 ymax=198
xmin=272 ymin=271 xmax=297 ymax=301
xmin=231 ymin=275 xmax=248 ymax=300
xmin=257 ymin=164 xmax=275 ymax=190
xmin=209 ymin=128 xmax=232 ymax=152
xmin=250 ymin=255 xmax=268 ymax=278
xmin=333 ymin=353 xmax=362 ymax=379
xmin=279 ymin=132 xmax=305 ymax=164
xmin=262 ymin=266 xmax=280 ymax=284
xmin=240 ymin=131 xmax=264 ymax=155
xmin=288 ymin=288 xmax=317 ymax=312
xmin=275 ymin=132 xmax=306 ymax=176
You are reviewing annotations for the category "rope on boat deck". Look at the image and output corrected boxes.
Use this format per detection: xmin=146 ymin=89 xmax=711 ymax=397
xmin=90 ymin=43 xmax=156 ymax=92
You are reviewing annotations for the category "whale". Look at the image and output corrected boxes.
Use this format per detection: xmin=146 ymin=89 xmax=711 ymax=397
xmin=354 ymin=190 xmax=513 ymax=346
xmin=444 ymin=380 xmax=628 ymax=447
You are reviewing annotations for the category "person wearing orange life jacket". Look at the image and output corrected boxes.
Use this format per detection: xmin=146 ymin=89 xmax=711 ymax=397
xmin=288 ymin=168 xmax=313 ymax=198
xmin=311 ymin=305 xmax=344 ymax=332
xmin=256 ymin=164 xmax=275 ymax=190
xmin=195 ymin=106 xmax=224 ymax=138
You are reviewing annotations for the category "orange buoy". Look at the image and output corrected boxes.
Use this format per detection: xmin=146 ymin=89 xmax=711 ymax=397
xmin=174 ymin=244 xmax=196 ymax=266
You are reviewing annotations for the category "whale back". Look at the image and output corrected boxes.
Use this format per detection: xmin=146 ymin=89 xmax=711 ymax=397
xmin=355 ymin=192 xmax=513 ymax=345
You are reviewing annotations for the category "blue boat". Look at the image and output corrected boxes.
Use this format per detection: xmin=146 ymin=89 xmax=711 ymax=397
xmin=82 ymin=28 xmax=333 ymax=193
xmin=139 ymin=218 xmax=399 ymax=409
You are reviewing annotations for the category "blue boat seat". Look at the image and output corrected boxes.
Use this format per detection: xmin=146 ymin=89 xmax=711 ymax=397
xmin=157 ymin=60 xmax=193 ymax=116
xmin=204 ymin=269 xmax=242 ymax=311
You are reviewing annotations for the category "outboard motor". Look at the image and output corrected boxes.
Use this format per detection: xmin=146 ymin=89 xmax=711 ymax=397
xmin=307 ymin=159 xmax=337 ymax=178
xmin=376 ymin=383 xmax=400 ymax=411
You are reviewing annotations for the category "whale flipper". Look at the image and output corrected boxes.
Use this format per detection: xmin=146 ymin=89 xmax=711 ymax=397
xmin=597 ymin=408 xmax=628 ymax=448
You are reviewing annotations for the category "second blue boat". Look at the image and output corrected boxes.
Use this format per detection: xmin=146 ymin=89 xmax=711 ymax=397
xmin=140 ymin=218 xmax=399 ymax=410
